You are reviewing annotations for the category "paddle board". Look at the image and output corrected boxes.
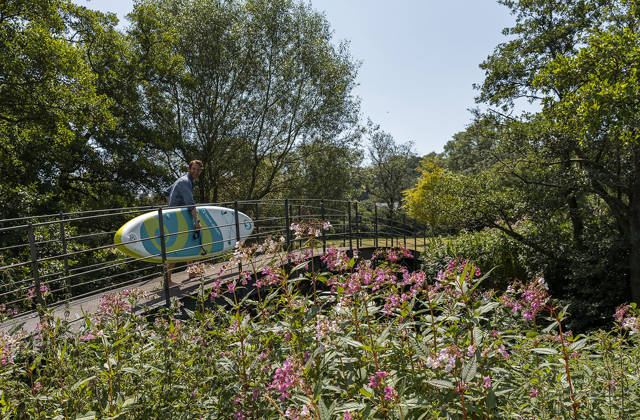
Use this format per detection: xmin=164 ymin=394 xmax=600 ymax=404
xmin=114 ymin=206 xmax=254 ymax=263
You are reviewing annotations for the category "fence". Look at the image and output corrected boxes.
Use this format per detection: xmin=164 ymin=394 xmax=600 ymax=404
xmin=0 ymin=199 xmax=426 ymax=322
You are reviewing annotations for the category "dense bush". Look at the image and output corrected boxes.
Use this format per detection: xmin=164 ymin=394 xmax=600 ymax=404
xmin=1 ymin=224 xmax=639 ymax=419
xmin=420 ymin=227 xmax=532 ymax=292
xmin=421 ymin=223 xmax=629 ymax=332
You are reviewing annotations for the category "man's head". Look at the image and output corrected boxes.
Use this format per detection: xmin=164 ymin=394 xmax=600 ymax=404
xmin=188 ymin=160 xmax=203 ymax=180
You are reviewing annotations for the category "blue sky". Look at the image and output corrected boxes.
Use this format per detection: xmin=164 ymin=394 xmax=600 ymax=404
xmin=77 ymin=0 xmax=521 ymax=156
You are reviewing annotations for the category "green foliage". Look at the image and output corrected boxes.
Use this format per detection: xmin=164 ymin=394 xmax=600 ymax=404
xmin=406 ymin=0 xmax=640 ymax=327
xmin=127 ymin=0 xmax=361 ymax=202
xmin=0 ymin=0 xmax=117 ymax=217
xmin=420 ymin=227 xmax=533 ymax=291
xmin=365 ymin=121 xmax=420 ymax=209
xmin=285 ymin=136 xmax=364 ymax=200
xmin=2 ymin=238 xmax=640 ymax=418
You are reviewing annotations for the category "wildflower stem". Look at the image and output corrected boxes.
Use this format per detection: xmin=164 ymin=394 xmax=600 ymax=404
xmin=552 ymin=307 xmax=578 ymax=420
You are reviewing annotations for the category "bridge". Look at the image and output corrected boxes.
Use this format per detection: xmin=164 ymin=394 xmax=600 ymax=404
xmin=0 ymin=199 xmax=427 ymax=332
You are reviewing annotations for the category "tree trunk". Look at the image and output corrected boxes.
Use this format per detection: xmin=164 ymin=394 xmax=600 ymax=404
xmin=567 ymin=194 xmax=585 ymax=250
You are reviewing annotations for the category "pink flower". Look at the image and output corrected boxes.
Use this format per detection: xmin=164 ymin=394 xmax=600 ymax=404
xmin=383 ymin=386 xmax=396 ymax=400
xmin=368 ymin=371 xmax=387 ymax=388
xmin=530 ymin=388 xmax=539 ymax=398
xmin=483 ymin=376 xmax=491 ymax=388
xmin=78 ymin=333 xmax=96 ymax=342
xmin=269 ymin=357 xmax=303 ymax=401
xmin=343 ymin=413 xmax=354 ymax=420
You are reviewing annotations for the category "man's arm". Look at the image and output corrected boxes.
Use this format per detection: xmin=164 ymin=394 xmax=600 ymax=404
xmin=181 ymin=182 xmax=200 ymax=229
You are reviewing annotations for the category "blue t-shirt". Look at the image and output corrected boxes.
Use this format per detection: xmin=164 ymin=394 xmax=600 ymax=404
xmin=167 ymin=174 xmax=195 ymax=208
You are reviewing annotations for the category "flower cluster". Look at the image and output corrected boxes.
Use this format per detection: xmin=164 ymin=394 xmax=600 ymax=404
xmin=373 ymin=246 xmax=414 ymax=263
xmin=614 ymin=304 xmax=639 ymax=335
xmin=93 ymin=288 xmax=148 ymax=324
xmin=290 ymin=220 xmax=331 ymax=240
xmin=321 ymin=247 xmax=352 ymax=272
xmin=315 ymin=316 xmax=340 ymax=341
xmin=186 ymin=262 xmax=207 ymax=277
xmin=0 ymin=304 xmax=18 ymax=322
xmin=269 ymin=357 xmax=304 ymax=401
xmin=501 ymin=277 xmax=549 ymax=323
xmin=367 ymin=370 xmax=387 ymax=388
xmin=284 ymin=405 xmax=312 ymax=419
xmin=232 ymin=236 xmax=285 ymax=265
xmin=0 ymin=329 xmax=25 ymax=365
xmin=425 ymin=346 xmax=462 ymax=372
xmin=27 ymin=284 xmax=50 ymax=301
xmin=436 ymin=258 xmax=481 ymax=285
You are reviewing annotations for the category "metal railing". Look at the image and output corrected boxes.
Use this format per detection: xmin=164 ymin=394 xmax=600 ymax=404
xmin=0 ymin=199 xmax=427 ymax=322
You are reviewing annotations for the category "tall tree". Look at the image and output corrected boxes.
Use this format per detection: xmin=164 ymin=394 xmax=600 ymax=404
xmin=0 ymin=0 xmax=115 ymax=217
xmin=533 ymin=3 xmax=640 ymax=301
xmin=127 ymin=0 xmax=360 ymax=202
xmin=366 ymin=122 xmax=420 ymax=210
xmin=407 ymin=0 xmax=640 ymax=326
xmin=285 ymin=133 xmax=363 ymax=200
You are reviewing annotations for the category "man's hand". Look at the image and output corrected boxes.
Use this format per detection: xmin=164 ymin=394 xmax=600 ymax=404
xmin=191 ymin=209 xmax=201 ymax=229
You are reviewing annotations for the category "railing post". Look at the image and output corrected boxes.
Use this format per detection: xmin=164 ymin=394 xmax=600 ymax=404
xmin=321 ymin=199 xmax=326 ymax=253
xmin=234 ymin=201 xmax=242 ymax=275
xmin=158 ymin=207 xmax=170 ymax=308
xmin=27 ymin=222 xmax=45 ymax=311
xmin=58 ymin=213 xmax=71 ymax=309
xmin=348 ymin=201 xmax=353 ymax=253
xmin=254 ymin=202 xmax=260 ymax=242
xmin=389 ymin=210 xmax=393 ymax=248
xmin=285 ymin=199 xmax=291 ymax=250
xmin=298 ymin=204 xmax=303 ymax=249
xmin=354 ymin=201 xmax=359 ymax=250
xmin=342 ymin=213 xmax=346 ymax=247
xmin=374 ymin=204 xmax=378 ymax=249
xmin=402 ymin=213 xmax=407 ymax=247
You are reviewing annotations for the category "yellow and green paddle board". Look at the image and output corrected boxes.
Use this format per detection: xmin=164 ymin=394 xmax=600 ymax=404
xmin=114 ymin=206 xmax=254 ymax=263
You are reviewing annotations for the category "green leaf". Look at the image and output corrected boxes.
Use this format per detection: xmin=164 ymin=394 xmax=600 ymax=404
xmin=358 ymin=387 xmax=372 ymax=398
xmin=428 ymin=379 xmax=454 ymax=389
xmin=532 ymin=347 xmax=558 ymax=355
xmin=340 ymin=337 xmax=364 ymax=349
xmin=410 ymin=337 xmax=430 ymax=361
xmin=121 ymin=367 xmax=141 ymax=376
xmin=487 ymin=389 xmax=497 ymax=409
xmin=71 ymin=376 xmax=97 ymax=391
xmin=318 ymin=397 xmax=330 ymax=420
xmin=569 ymin=338 xmax=587 ymax=352
xmin=375 ymin=323 xmax=393 ymax=347
xmin=335 ymin=402 xmax=367 ymax=413
xmin=461 ymin=357 xmax=477 ymax=382
xmin=74 ymin=412 xmax=97 ymax=420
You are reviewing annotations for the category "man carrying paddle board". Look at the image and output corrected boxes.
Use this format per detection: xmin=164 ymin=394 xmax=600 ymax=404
xmin=164 ymin=160 xmax=203 ymax=286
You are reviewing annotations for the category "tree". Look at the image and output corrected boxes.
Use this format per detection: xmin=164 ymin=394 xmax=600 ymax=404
xmin=366 ymin=122 xmax=420 ymax=210
xmin=0 ymin=0 xmax=117 ymax=218
xmin=406 ymin=0 xmax=640 ymax=327
xmin=285 ymin=134 xmax=363 ymax=200
xmin=533 ymin=5 xmax=640 ymax=301
xmin=127 ymin=0 xmax=360 ymax=202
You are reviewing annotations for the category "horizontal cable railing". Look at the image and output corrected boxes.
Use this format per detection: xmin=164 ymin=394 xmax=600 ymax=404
xmin=0 ymin=199 xmax=427 ymax=322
